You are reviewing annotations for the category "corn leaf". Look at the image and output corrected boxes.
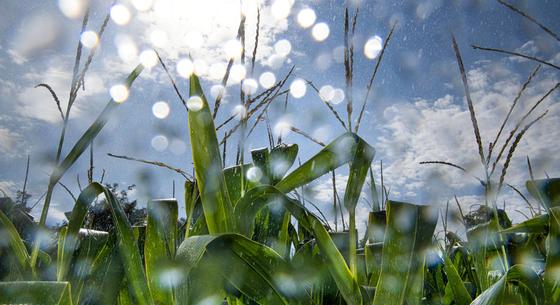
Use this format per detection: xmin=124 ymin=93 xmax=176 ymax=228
xmin=234 ymin=185 xmax=363 ymax=305
xmin=443 ymin=253 xmax=472 ymax=305
xmin=0 ymin=209 xmax=30 ymax=273
xmin=145 ymin=199 xmax=178 ymax=305
xmin=188 ymin=74 xmax=233 ymax=233
xmin=0 ymin=281 xmax=73 ymax=305
xmin=545 ymin=207 xmax=560 ymax=305
xmin=527 ymin=178 xmax=560 ymax=209
xmin=372 ymin=200 xmax=438 ymax=305
xmin=175 ymin=233 xmax=300 ymax=305
xmin=470 ymin=264 xmax=544 ymax=305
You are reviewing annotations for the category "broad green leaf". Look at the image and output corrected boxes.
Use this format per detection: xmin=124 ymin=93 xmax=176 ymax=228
xmin=545 ymin=207 xmax=560 ymax=305
xmin=443 ymin=253 xmax=472 ymax=305
xmin=175 ymin=233 xmax=300 ymax=305
xmin=0 ymin=209 xmax=30 ymax=273
xmin=188 ymin=74 xmax=233 ymax=233
xmin=372 ymin=201 xmax=438 ymax=305
xmin=269 ymin=144 xmax=298 ymax=184
xmin=224 ymin=163 xmax=253 ymax=205
xmin=145 ymin=199 xmax=178 ymax=305
xmin=183 ymin=180 xmax=199 ymax=239
xmin=369 ymin=168 xmax=380 ymax=212
xmin=500 ymin=212 xmax=550 ymax=234
xmin=0 ymin=281 xmax=73 ymax=305
xmin=63 ymin=183 xmax=153 ymax=305
xmin=470 ymin=264 xmax=544 ymax=305
xmin=233 ymin=185 xmax=363 ymax=305
xmin=251 ymin=147 xmax=271 ymax=185
xmin=527 ymin=178 xmax=560 ymax=209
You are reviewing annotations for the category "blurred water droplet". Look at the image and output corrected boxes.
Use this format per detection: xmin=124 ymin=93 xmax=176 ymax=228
xmin=139 ymin=49 xmax=158 ymax=68
xmin=312 ymin=23 xmax=330 ymax=41
xmin=177 ymin=58 xmax=194 ymax=78
xmin=210 ymin=84 xmax=225 ymax=99
xmin=229 ymin=64 xmax=247 ymax=84
xmin=242 ymin=78 xmax=259 ymax=95
xmin=110 ymin=4 xmax=131 ymax=26
xmin=59 ymin=0 xmax=88 ymax=19
xmin=364 ymin=35 xmax=383 ymax=59
xmin=271 ymin=0 xmax=292 ymax=20
xmin=274 ymin=39 xmax=292 ymax=57
xmin=193 ymin=59 xmax=208 ymax=76
xmin=331 ymin=88 xmax=345 ymax=104
xmin=224 ymin=39 xmax=243 ymax=59
xmin=319 ymin=85 xmax=334 ymax=101
xmin=259 ymin=71 xmax=276 ymax=89
xmin=80 ymin=30 xmax=98 ymax=48
xmin=247 ymin=166 xmax=263 ymax=182
xmin=290 ymin=79 xmax=307 ymax=98
xmin=297 ymin=8 xmax=316 ymax=28
xmin=187 ymin=96 xmax=204 ymax=111
xmin=152 ymin=101 xmax=170 ymax=119
xmin=232 ymin=104 xmax=247 ymax=120
xmin=132 ymin=0 xmax=153 ymax=11
xmin=151 ymin=135 xmax=168 ymax=151
xmin=110 ymin=84 xmax=129 ymax=103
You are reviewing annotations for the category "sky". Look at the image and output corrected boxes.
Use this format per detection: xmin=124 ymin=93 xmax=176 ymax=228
xmin=0 ymin=0 xmax=559 ymax=235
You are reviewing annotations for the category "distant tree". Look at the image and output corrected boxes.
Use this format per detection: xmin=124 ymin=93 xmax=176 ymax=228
xmin=84 ymin=183 xmax=146 ymax=232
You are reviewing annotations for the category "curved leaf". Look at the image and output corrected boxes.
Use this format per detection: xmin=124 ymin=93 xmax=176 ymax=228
xmin=443 ymin=253 xmax=472 ymax=305
xmin=0 ymin=209 xmax=30 ymax=273
xmin=0 ymin=281 xmax=73 ymax=305
xmin=372 ymin=201 xmax=438 ymax=305
xmin=175 ymin=233 xmax=300 ymax=305
xmin=188 ymin=74 xmax=233 ymax=233
xmin=527 ymin=178 xmax=560 ymax=209
xmin=470 ymin=264 xmax=544 ymax=305
xmin=234 ymin=185 xmax=363 ymax=305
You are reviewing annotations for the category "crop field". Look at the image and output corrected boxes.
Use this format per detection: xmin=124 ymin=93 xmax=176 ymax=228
xmin=0 ymin=0 xmax=559 ymax=305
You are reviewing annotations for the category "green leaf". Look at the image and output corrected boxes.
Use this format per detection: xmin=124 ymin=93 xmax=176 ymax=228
xmin=183 ymin=180 xmax=199 ymax=239
xmin=145 ymin=199 xmax=178 ymax=305
xmin=188 ymin=74 xmax=233 ymax=233
xmin=470 ymin=264 xmax=544 ymax=305
xmin=443 ymin=253 xmax=472 ymax=305
xmin=545 ymin=207 xmax=560 ymax=305
xmin=63 ymin=183 xmax=153 ymax=305
xmin=372 ymin=201 xmax=438 ymax=305
xmin=269 ymin=144 xmax=298 ymax=184
xmin=175 ymin=233 xmax=299 ymax=305
xmin=527 ymin=178 xmax=560 ymax=209
xmin=233 ymin=185 xmax=363 ymax=305
xmin=0 ymin=281 xmax=73 ymax=305
xmin=500 ymin=213 xmax=550 ymax=234
xmin=0 ymin=209 xmax=30 ymax=273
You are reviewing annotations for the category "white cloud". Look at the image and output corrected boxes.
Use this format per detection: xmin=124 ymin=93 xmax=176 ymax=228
xmin=375 ymin=56 xmax=560 ymax=215
xmin=133 ymin=0 xmax=290 ymax=79
xmin=15 ymin=61 xmax=106 ymax=123
xmin=0 ymin=180 xmax=17 ymax=197
xmin=0 ymin=127 xmax=23 ymax=159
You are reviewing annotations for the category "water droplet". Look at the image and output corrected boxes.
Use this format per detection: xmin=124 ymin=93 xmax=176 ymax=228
xmin=232 ymin=104 xmax=247 ymax=120
xmin=131 ymin=0 xmax=153 ymax=11
xmin=312 ymin=22 xmax=330 ymax=41
xmin=139 ymin=49 xmax=158 ymax=68
xmin=151 ymin=135 xmax=168 ymax=151
xmin=319 ymin=85 xmax=334 ymax=101
xmin=59 ymin=0 xmax=87 ymax=19
xmin=110 ymin=84 xmax=129 ymax=103
xmin=259 ymin=71 xmax=276 ymax=89
xmin=193 ymin=59 xmax=208 ymax=76
xmin=110 ymin=4 xmax=131 ymax=26
xmin=274 ymin=39 xmax=292 ymax=57
xmin=289 ymin=79 xmax=307 ymax=98
xmin=80 ymin=31 xmax=98 ymax=48
xmin=271 ymin=0 xmax=292 ymax=20
xmin=247 ymin=166 xmax=263 ymax=182
xmin=210 ymin=85 xmax=225 ymax=99
xmin=177 ymin=59 xmax=194 ymax=78
xmin=229 ymin=64 xmax=247 ymax=84
xmin=209 ymin=62 xmax=227 ymax=80
xmin=242 ymin=78 xmax=258 ymax=95
xmin=331 ymin=88 xmax=345 ymax=104
xmin=274 ymin=120 xmax=291 ymax=138
xmin=152 ymin=101 xmax=170 ymax=119
xmin=116 ymin=38 xmax=138 ymax=62
xmin=364 ymin=35 xmax=383 ymax=59
xmin=187 ymin=96 xmax=204 ymax=111
xmin=150 ymin=29 xmax=168 ymax=48
xmin=297 ymin=8 xmax=317 ymax=28
xmin=224 ymin=39 xmax=243 ymax=59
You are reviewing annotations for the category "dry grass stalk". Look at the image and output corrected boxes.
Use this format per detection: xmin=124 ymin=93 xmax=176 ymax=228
xmin=305 ymin=79 xmax=347 ymax=129
xmin=107 ymin=153 xmax=192 ymax=180
xmin=155 ymin=50 xmax=187 ymax=110
xmin=497 ymin=0 xmax=560 ymax=43
xmin=472 ymin=45 xmax=560 ymax=71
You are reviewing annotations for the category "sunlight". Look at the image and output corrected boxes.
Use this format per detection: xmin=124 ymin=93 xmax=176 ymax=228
xmin=312 ymin=22 xmax=330 ymax=41
xmin=109 ymin=84 xmax=129 ymax=103
xmin=289 ymin=79 xmax=307 ymax=98
xmin=177 ymin=58 xmax=194 ymax=78
xmin=80 ymin=31 xmax=98 ymax=48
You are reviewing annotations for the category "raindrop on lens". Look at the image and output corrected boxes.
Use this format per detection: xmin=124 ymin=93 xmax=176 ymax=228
xmin=271 ymin=0 xmax=291 ymax=20
xmin=177 ymin=59 xmax=194 ymax=78
xmin=297 ymin=8 xmax=316 ymax=28
xmin=229 ymin=64 xmax=247 ymax=83
xmin=80 ymin=31 xmax=98 ymax=48
xmin=274 ymin=39 xmax=292 ymax=57
xmin=132 ymin=0 xmax=153 ymax=11
xmin=259 ymin=71 xmax=276 ymax=89
xmin=150 ymin=29 xmax=168 ymax=48
xmin=319 ymin=85 xmax=334 ymax=101
xmin=210 ymin=85 xmax=225 ymax=99
xmin=364 ymin=35 xmax=383 ymax=59
xmin=152 ymin=101 xmax=170 ymax=119
xmin=187 ymin=96 xmax=204 ymax=111
xmin=151 ymin=135 xmax=168 ymax=151
xmin=110 ymin=4 xmax=131 ymax=25
xmin=110 ymin=84 xmax=129 ymax=103
xmin=193 ymin=59 xmax=208 ymax=76
xmin=246 ymin=166 xmax=263 ymax=182
xmin=312 ymin=23 xmax=330 ymax=41
xmin=224 ymin=39 xmax=243 ymax=59
xmin=242 ymin=78 xmax=258 ymax=95
xmin=289 ymin=79 xmax=307 ymax=98
xmin=139 ymin=49 xmax=158 ymax=68
xmin=331 ymin=88 xmax=345 ymax=104
xmin=232 ymin=104 xmax=247 ymax=120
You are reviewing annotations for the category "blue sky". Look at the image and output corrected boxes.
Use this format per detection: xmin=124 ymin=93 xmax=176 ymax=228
xmin=0 ymin=0 xmax=559 ymax=234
